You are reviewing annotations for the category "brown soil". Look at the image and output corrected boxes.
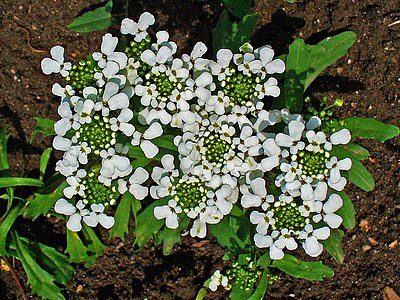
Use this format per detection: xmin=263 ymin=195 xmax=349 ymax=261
xmin=0 ymin=0 xmax=399 ymax=299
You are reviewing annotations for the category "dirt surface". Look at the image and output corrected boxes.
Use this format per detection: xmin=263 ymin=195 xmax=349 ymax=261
xmin=0 ymin=0 xmax=399 ymax=299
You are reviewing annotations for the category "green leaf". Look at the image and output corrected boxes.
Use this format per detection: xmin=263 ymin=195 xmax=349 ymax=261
xmin=340 ymin=143 xmax=369 ymax=160
xmin=229 ymin=282 xmax=252 ymax=299
xmin=248 ymin=269 xmax=270 ymax=300
xmin=152 ymin=135 xmax=178 ymax=152
xmin=331 ymin=146 xmax=375 ymax=192
xmin=82 ymin=225 xmax=107 ymax=257
xmin=30 ymin=117 xmax=56 ymax=143
xmin=304 ymin=31 xmax=357 ymax=89
xmin=0 ymin=128 xmax=10 ymax=172
xmin=155 ymin=214 xmax=190 ymax=255
xmin=33 ymin=241 xmax=75 ymax=286
xmin=39 ymin=148 xmax=53 ymax=180
xmin=256 ymin=252 xmax=271 ymax=268
xmin=109 ymin=193 xmax=133 ymax=241
xmin=66 ymin=230 xmax=96 ymax=266
xmin=0 ymin=205 xmax=21 ymax=256
xmin=344 ymin=117 xmax=400 ymax=142
xmin=271 ymin=254 xmax=334 ymax=281
xmin=195 ymin=287 xmax=208 ymax=300
xmin=212 ymin=10 xmax=257 ymax=54
xmin=321 ymin=229 xmax=345 ymax=264
xmin=209 ymin=217 xmax=248 ymax=258
xmin=222 ymin=0 xmax=252 ymax=18
xmin=67 ymin=0 xmax=113 ymax=33
xmin=336 ymin=191 xmax=356 ymax=229
xmin=0 ymin=177 xmax=42 ymax=188
xmin=134 ymin=198 xmax=168 ymax=248
xmin=279 ymin=38 xmax=310 ymax=112
xmin=24 ymin=180 xmax=67 ymax=220
xmin=131 ymin=157 xmax=153 ymax=169
xmin=13 ymin=232 xmax=65 ymax=300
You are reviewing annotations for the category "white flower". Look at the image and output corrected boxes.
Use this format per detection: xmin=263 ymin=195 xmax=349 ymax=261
xmin=120 ymin=167 xmax=149 ymax=200
xmin=313 ymin=193 xmax=343 ymax=228
xmin=250 ymin=210 xmax=275 ymax=234
xmin=41 ymin=46 xmax=71 ymax=77
xmin=110 ymin=108 xmax=135 ymax=136
xmin=154 ymin=199 xmax=182 ymax=229
xmin=54 ymin=102 xmax=80 ymax=136
xmin=182 ymin=42 xmax=208 ymax=70
xmin=260 ymin=138 xmax=289 ymax=171
xmin=93 ymin=33 xmax=127 ymax=69
xmin=240 ymin=177 xmax=268 ymax=208
xmin=274 ymin=228 xmax=298 ymax=251
xmin=131 ymin=122 xmax=163 ymax=158
xmin=52 ymin=83 xmax=75 ymax=103
xmin=141 ymin=46 xmax=173 ymax=74
xmin=275 ymin=120 xmax=305 ymax=154
xmin=63 ymin=170 xmax=86 ymax=199
xmin=99 ymin=148 xmax=132 ymax=183
xmin=83 ymin=203 xmax=115 ymax=229
xmin=209 ymin=49 xmax=233 ymax=81
xmin=325 ymin=128 xmax=352 ymax=150
xmin=209 ymin=270 xmax=228 ymax=292
xmin=305 ymin=131 xmax=326 ymax=152
xmin=54 ymin=199 xmax=89 ymax=232
xmin=299 ymin=224 xmax=330 ymax=257
xmin=254 ymin=45 xmax=285 ymax=79
xmin=326 ymin=157 xmax=352 ymax=191
xmin=75 ymin=99 xmax=95 ymax=124
xmin=120 ymin=12 xmax=155 ymax=42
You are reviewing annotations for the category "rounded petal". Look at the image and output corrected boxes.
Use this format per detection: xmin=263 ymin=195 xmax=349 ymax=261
xmin=324 ymin=194 xmax=343 ymax=213
xmin=141 ymin=140 xmax=159 ymax=158
xmin=83 ymin=212 xmax=98 ymax=227
xmin=54 ymin=198 xmax=76 ymax=215
xmin=66 ymin=213 xmax=82 ymax=232
xmin=331 ymin=129 xmax=351 ymax=145
xmin=143 ymin=122 xmax=163 ymax=140
xmin=41 ymin=58 xmax=60 ymax=74
xmin=97 ymin=213 xmax=115 ymax=229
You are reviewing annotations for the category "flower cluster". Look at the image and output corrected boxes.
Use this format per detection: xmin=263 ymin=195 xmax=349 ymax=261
xmin=42 ymin=12 xmax=352 ymax=268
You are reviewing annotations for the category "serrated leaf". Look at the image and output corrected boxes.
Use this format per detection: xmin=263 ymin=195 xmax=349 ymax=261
xmin=340 ymin=143 xmax=369 ymax=160
xmin=13 ymin=232 xmax=65 ymax=300
xmin=271 ymin=254 xmax=334 ymax=281
xmin=0 ymin=177 xmax=42 ymax=188
xmin=24 ymin=180 xmax=67 ymax=220
xmin=32 ymin=240 xmax=75 ymax=286
xmin=109 ymin=193 xmax=133 ymax=241
xmin=304 ymin=31 xmax=357 ymax=89
xmin=336 ymin=191 xmax=356 ymax=229
xmin=66 ymin=230 xmax=96 ymax=266
xmin=212 ymin=10 xmax=257 ymax=54
xmin=82 ymin=225 xmax=107 ymax=257
xmin=30 ymin=117 xmax=56 ymax=143
xmin=222 ymin=0 xmax=252 ymax=18
xmin=320 ymin=229 xmax=345 ymax=264
xmin=134 ymin=198 xmax=168 ymax=248
xmin=0 ymin=205 xmax=21 ymax=256
xmin=248 ymin=269 xmax=270 ymax=300
xmin=39 ymin=148 xmax=53 ymax=180
xmin=331 ymin=146 xmax=375 ymax=192
xmin=344 ymin=117 xmax=400 ymax=142
xmin=209 ymin=217 xmax=248 ymax=258
xmin=67 ymin=0 xmax=113 ymax=33
xmin=155 ymin=214 xmax=190 ymax=255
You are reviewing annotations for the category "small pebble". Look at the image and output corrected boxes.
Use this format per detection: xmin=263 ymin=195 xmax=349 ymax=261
xmin=76 ymin=285 xmax=83 ymax=293
xmin=389 ymin=240 xmax=398 ymax=249
xmin=362 ymin=244 xmax=371 ymax=252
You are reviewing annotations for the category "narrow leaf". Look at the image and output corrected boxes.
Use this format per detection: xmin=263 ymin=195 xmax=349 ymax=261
xmin=340 ymin=143 xmax=369 ymax=160
xmin=0 ymin=128 xmax=10 ymax=172
xmin=271 ymin=254 xmax=334 ymax=281
xmin=39 ymin=148 xmax=53 ymax=180
xmin=67 ymin=0 xmax=113 ymax=33
xmin=0 ymin=205 xmax=21 ymax=256
xmin=0 ymin=177 xmax=42 ymax=188
xmin=66 ymin=230 xmax=96 ymax=266
xmin=336 ymin=191 xmax=356 ymax=229
xmin=256 ymin=252 xmax=271 ymax=268
xmin=82 ymin=225 xmax=107 ymax=257
xmin=109 ymin=193 xmax=133 ymax=241
xmin=248 ymin=269 xmax=270 ymax=300
xmin=304 ymin=31 xmax=357 ymax=89
xmin=344 ymin=117 xmax=400 ymax=142
xmin=320 ymin=229 xmax=345 ymax=264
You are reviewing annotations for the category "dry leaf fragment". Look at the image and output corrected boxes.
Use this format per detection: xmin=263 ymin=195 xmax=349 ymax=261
xmin=389 ymin=240 xmax=398 ymax=249
xmin=0 ymin=259 xmax=10 ymax=272
xmin=382 ymin=286 xmax=400 ymax=300
xmin=76 ymin=285 xmax=83 ymax=293
xmin=368 ymin=237 xmax=379 ymax=246
xmin=362 ymin=244 xmax=371 ymax=252
xmin=360 ymin=219 xmax=370 ymax=232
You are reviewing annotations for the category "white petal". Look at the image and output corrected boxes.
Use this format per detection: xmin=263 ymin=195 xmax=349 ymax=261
xmin=50 ymin=46 xmax=65 ymax=64
xmin=97 ymin=213 xmax=115 ymax=229
xmin=130 ymin=184 xmax=148 ymax=200
xmin=324 ymin=214 xmax=343 ymax=229
xmin=144 ymin=122 xmax=163 ymax=140
xmin=41 ymin=58 xmax=60 ymax=74
xmin=324 ymin=194 xmax=343 ymax=213
xmin=313 ymin=227 xmax=330 ymax=240
xmin=54 ymin=198 xmax=76 ymax=215
xmin=303 ymin=236 xmax=323 ymax=257
xmin=66 ymin=213 xmax=82 ymax=232
xmin=131 ymin=167 xmax=149 ymax=184
xmin=141 ymin=140 xmax=159 ymax=158
xmin=154 ymin=205 xmax=170 ymax=219
xmin=254 ymin=234 xmax=273 ymax=248
xmin=83 ymin=212 xmax=98 ymax=227
xmin=270 ymin=244 xmax=284 ymax=260
xmin=101 ymin=33 xmax=118 ymax=55
xmin=331 ymin=129 xmax=351 ymax=145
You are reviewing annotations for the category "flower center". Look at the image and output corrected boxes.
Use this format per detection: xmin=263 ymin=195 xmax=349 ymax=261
xmin=297 ymin=149 xmax=330 ymax=179
xmin=226 ymin=260 xmax=262 ymax=292
xmin=77 ymin=114 xmax=116 ymax=155
xmin=125 ymin=38 xmax=151 ymax=62
xmin=174 ymin=179 xmax=207 ymax=210
xmin=146 ymin=72 xmax=179 ymax=101
xmin=271 ymin=202 xmax=306 ymax=232
xmin=81 ymin=171 xmax=118 ymax=206
xmin=201 ymin=133 xmax=232 ymax=165
xmin=222 ymin=70 xmax=259 ymax=107
xmin=66 ymin=58 xmax=101 ymax=95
